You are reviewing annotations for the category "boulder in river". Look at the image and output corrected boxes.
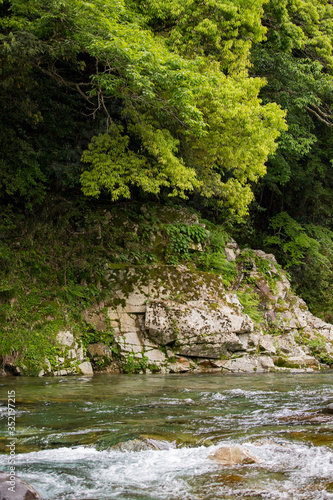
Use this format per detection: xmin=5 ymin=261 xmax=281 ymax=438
xmin=208 ymin=445 xmax=259 ymax=466
xmin=112 ymin=438 xmax=177 ymax=452
xmin=0 ymin=472 xmax=42 ymax=500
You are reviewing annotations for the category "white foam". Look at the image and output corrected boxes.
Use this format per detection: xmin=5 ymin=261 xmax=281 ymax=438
xmin=245 ymin=440 xmax=333 ymax=482
xmin=0 ymin=445 xmax=216 ymax=499
xmin=1 ymin=439 xmax=333 ymax=499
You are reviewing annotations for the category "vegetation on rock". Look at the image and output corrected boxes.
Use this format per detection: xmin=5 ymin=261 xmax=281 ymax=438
xmin=1 ymin=201 xmax=332 ymax=374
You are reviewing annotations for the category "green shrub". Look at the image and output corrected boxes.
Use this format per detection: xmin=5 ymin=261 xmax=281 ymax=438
xmin=307 ymin=337 xmax=333 ymax=365
xmin=163 ymin=223 xmax=210 ymax=263
xmin=123 ymin=354 xmax=149 ymax=374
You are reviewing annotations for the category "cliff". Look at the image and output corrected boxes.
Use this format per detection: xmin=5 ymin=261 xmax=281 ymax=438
xmin=1 ymin=202 xmax=333 ymax=376
xmin=81 ymin=252 xmax=333 ymax=375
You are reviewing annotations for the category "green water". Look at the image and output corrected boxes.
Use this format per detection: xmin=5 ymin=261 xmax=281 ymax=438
xmin=0 ymin=372 xmax=333 ymax=499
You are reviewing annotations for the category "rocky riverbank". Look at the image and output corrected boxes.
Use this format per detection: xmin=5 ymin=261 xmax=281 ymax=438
xmin=1 ymin=204 xmax=333 ymax=376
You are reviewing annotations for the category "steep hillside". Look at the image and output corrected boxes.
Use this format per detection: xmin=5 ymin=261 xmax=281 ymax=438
xmin=1 ymin=200 xmax=332 ymax=376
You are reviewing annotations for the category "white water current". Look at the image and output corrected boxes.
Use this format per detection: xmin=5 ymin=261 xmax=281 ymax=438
xmin=0 ymin=372 xmax=332 ymax=499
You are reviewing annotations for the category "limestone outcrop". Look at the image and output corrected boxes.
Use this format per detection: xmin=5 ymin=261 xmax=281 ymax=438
xmin=4 ymin=205 xmax=333 ymax=377
xmin=35 ymin=244 xmax=333 ymax=376
xmin=91 ymin=246 xmax=333 ymax=374
xmin=38 ymin=331 xmax=93 ymax=377
xmin=145 ymin=299 xmax=253 ymax=358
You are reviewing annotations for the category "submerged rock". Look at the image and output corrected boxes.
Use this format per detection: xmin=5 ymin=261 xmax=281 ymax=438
xmin=111 ymin=438 xmax=177 ymax=452
xmin=208 ymin=445 xmax=259 ymax=466
xmin=321 ymin=403 xmax=333 ymax=415
xmin=0 ymin=472 xmax=42 ymax=499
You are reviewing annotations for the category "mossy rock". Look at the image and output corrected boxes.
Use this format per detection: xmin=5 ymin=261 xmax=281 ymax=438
xmin=273 ymin=356 xmax=301 ymax=369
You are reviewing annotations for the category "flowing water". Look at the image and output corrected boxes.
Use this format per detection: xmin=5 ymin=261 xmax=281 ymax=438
xmin=1 ymin=372 xmax=333 ymax=499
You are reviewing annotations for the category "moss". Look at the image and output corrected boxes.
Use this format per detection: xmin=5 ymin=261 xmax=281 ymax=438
xmin=106 ymin=263 xmax=130 ymax=270
xmin=273 ymin=357 xmax=301 ymax=369
xmin=275 ymin=306 xmax=289 ymax=313
xmin=205 ymin=301 xmax=220 ymax=311
xmin=299 ymin=303 xmax=308 ymax=311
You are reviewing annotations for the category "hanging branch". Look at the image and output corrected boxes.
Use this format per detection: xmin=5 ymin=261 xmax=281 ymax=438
xmin=33 ymin=63 xmax=94 ymax=105
xmin=305 ymin=104 xmax=333 ymax=127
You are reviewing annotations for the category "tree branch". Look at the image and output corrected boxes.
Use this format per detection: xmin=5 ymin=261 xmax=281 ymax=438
xmin=32 ymin=63 xmax=94 ymax=105
xmin=306 ymin=105 xmax=333 ymax=127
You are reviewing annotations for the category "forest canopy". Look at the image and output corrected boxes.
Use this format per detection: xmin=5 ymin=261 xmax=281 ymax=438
xmin=2 ymin=0 xmax=333 ymax=319
xmin=0 ymin=0 xmax=287 ymax=215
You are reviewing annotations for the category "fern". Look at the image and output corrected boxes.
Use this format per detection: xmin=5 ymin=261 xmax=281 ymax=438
xmin=237 ymin=289 xmax=264 ymax=324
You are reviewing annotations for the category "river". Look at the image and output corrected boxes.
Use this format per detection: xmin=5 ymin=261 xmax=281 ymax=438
xmin=0 ymin=372 xmax=333 ymax=499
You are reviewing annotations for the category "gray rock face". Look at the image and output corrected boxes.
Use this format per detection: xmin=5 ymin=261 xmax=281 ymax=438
xmin=46 ymin=330 xmax=91 ymax=377
xmin=32 ymin=331 xmax=92 ymax=377
xmin=208 ymin=445 xmax=259 ymax=465
xmin=275 ymin=333 xmax=306 ymax=357
xmin=145 ymin=300 xmax=253 ymax=358
xmin=56 ymin=330 xmax=74 ymax=346
xmin=100 ymin=256 xmax=333 ymax=374
xmin=218 ymin=355 xmax=275 ymax=373
xmin=87 ymin=343 xmax=113 ymax=362
xmin=224 ymin=247 xmax=237 ymax=262
xmin=0 ymin=472 xmax=42 ymax=500
xmin=83 ymin=309 xmax=107 ymax=331
xmin=86 ymin=342 xmax=117 ymax=372
xmin=77 ymin=361 xmax=94 ymax=376
xmin=257 ymin=335 xmax=277 ymax=355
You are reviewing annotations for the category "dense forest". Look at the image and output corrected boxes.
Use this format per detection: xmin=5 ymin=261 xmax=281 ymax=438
xmin=2 ymin=0 xmax=333 ymax=370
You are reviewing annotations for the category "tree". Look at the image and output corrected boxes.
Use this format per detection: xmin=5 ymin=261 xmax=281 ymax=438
xmin=0 ymin=0 xmax=286 ymax=215
xmin=251 ymin=0 xmax=333 ymax=223
xmin=248 ymin=0 xmax=333 ymax=319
